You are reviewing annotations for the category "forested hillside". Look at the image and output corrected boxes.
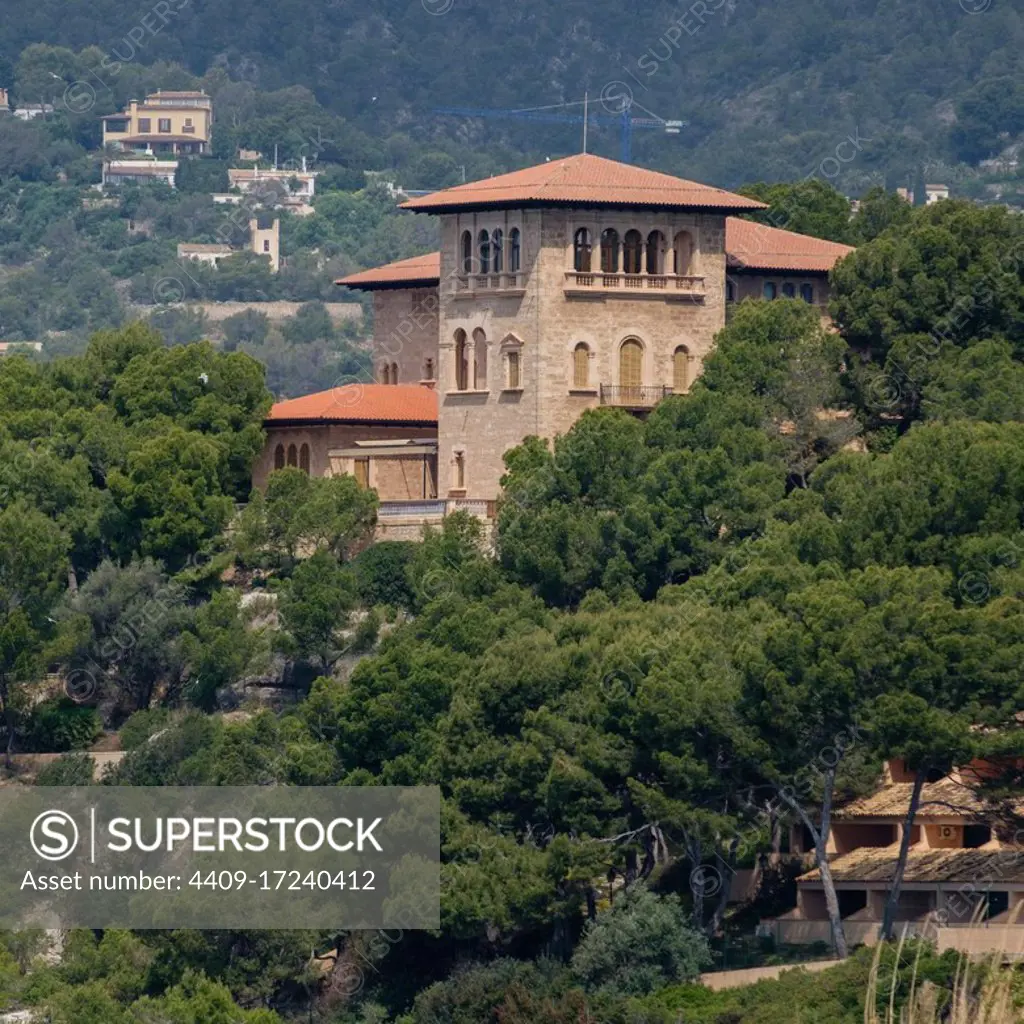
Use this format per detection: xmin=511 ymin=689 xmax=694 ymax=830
xmin=1 ymin=0 xmax=1023 ymax=187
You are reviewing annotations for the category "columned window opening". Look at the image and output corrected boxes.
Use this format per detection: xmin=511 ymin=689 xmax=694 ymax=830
xmin=274 ymin=444 xmax=285 ymax=470
xmin=492 ymin=228 xmax=504 ymax=273
xmin=390 ymin=362 xmax=399 ymax=383
xmin=623 ymin=230 xmax=643 ymax=275
xmin=454 ymin=451 xmax=465 ymax=490
xmin=381 ymin=363 xmax=390 ymax=384
xmin=472 ymin=328 xmax=488 ymax=389
xmin=287 ymin=444 xmax=298 ymax=467
xmin=673 ymin=345 xmax=691 ymax=394
xmin=673 ymin=231 xmax=693 ymax=276
xmin=454 ymin=329 xmax=469 ymax=390
xmin=574 ymin=228 xmax=592 ymax=272
xmin=801 ymin=283 xmax=815 ymax=303
xmin=509 ymin=228 xmax=521 ymax=272
xmin=600 ymin=229 xmax=620 ymax=273
xmin=299 ymin=443 xmax=310 ymax=474
xmin=763 ymin=282 xmax=777 ymax=300
xmin=477 ymin=230 xmax=490 ymax=274
xmin=461 ymin=230 xmax=473 ymax=273
xmin=646 ymin=231 xmax=666 ymax=274
xmin=573 ymin=343 xmax=590 ymax=388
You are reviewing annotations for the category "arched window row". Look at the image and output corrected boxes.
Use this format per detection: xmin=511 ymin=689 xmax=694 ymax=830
xmin=275 ymin=442 xmax=311 ymax=475
xmin=762 ymin=281 xmax=816 ymax=304
xmin=380 ymin=362 xmax=400 ymax=384
xmin=460 ymin=227 xmax=521 ymax=276
xmin=567 ymin=338 xmax=694 ymax=395
xmin=573 ymin=228 xmax=696 ymax=277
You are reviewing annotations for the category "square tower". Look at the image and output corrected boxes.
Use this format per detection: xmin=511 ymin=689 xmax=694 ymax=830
xmin=400 ymin=154 xmax=765 ymax=501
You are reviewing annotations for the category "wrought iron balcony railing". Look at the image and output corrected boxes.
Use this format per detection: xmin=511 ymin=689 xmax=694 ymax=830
xmin=599 ymin=385 xmax=672 ymax=408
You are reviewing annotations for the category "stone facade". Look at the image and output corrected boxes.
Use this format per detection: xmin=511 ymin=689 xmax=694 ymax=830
xmin=433 ymin=206 xmax=728 ymax=500
xmin=372 ymin=287 xmax=440 ymax=386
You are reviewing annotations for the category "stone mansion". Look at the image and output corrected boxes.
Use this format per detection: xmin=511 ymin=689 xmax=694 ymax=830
xmin=254 ymin=153 xmax=853 ymax=521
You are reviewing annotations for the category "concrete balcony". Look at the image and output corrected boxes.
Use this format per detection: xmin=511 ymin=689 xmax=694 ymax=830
xmin=599 ymin=384 xmax=672 ymax=410
xmin=564 ymin=271 xmax=705 ymax=300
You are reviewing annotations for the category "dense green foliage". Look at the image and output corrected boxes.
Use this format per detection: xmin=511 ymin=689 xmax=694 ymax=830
xmin=1 ymin=2 xmax=1023 ymax=190
xmin=3 ymin=163 xmax=1024 ymax=1022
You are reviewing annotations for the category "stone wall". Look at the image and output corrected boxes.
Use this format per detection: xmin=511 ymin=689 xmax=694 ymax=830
xmin=435 ymin=205 xmax=730 ymax=500
xmin=373 ymin=287 xmax=440 ymax=385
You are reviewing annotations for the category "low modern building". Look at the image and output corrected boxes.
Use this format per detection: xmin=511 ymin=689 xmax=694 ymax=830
xmin=102 ymin=90 xmax=212 ymax=156
xmin=766 ymin=759 xmax=1024 ymax=955
xmin=227 ymin=167 xmax=317 ymax=204
xmin=102 ymin=159 xmax=178 ymax=188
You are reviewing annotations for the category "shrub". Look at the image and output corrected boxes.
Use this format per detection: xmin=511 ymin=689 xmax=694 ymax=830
xmin=35 ymin=752 xmax=95 ymax=786
xmin=570 ymin=885 xmax=711 ymax=998
xmin=352 ymin=541 xmax=417 ymax=610
xmin=24 ymin=698 xmax=101 ymax=752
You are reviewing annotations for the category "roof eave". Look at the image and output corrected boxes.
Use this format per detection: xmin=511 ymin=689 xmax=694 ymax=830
xmin=335 ymin=277 xmax=440 ymax=291
xmin=264 ymin=416 xmax=438 ymax=428
xmin=400 ymin=197 xmax=767 ymax=215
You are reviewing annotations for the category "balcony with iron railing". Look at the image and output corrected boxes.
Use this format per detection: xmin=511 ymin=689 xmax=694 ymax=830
xmin=565 ymin=271 xmax=705 ymax=300
xmin=599 ymin=384 xmax=673 ymax=409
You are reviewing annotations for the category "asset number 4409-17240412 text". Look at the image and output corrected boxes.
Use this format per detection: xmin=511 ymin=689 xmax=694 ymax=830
xmin=188 ymin=870 xmax=375 ymax=891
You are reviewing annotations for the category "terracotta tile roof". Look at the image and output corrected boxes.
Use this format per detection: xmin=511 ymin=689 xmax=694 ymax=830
xmin=726 ymin=217 xmax=855 ymax=273
xmin=336 ymin=252 xmax=442 ymax=290
xmin=835 ymin=778 xmax=997 ymax=821
xmin=401 ymin=154 xmax=766 ymax=213
xmin=799 ymin=846 xmax=1024 ymax=885
xmin=265 ymin=383 xmax=438 ymax=424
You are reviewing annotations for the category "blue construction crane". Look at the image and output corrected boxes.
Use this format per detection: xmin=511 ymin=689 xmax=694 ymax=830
xmin=434 ymin=102 xmax=684 ymax=164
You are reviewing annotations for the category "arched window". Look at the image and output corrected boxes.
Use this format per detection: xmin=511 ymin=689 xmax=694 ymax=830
xmin=454 ymin=329 xmax=468 ymax=390
xmin=726 ymin=279 xmax=735 ymax=302
xmin=600 ymin=229 xmax=620 ymax=274
xmin=573 ymin=343 xmax=590 ymax=388
xmin=274 ymin=444 xmax=285 ymax=470
xmin=454 ymin=451 xmax=465 ymax=490
xmin=424 ymin=357 xmax=435 ymax=380
xmin=477 ymin=230 xmax=490 ymax=275
xmin=623 ymin=230 xmax=643 ymax=275
xmin=673 ymin=345 xmax=690 ymax=394
xmin=646 ymin=231 xmax=666 ymax=275
xmin=299 ymin=443 xmax=310 ymax=474
xmin=763 ymin=282 xmax=777 ymax=300
xmin=390 ymin=362 xmax=399 ymax=383
xmin=472 ymin=328 xmax=487 ymax=390
xmin=492 ymin=228 xmax=503 ymax=273
xmin=782 ymin=283 xmax=796 ymax=298
xmin=801 ymin=283 xmax=815 ymax=304
xmin=461 ymin=230 xmax=473 ymax=274
xmin=287 ymin=444 xmax=298 ymax=467
xmin=673 ymin=231 xmax=694 ymax=276
xmin=381 ymin=363 xmax=390 ymax=385
xmin=573 ymin=228 xmax=592 ymax=272
xmin=509 ymin=228 xmax=521 ymax=272
xmin=620 ymin=339 xmax=643 ymax=392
